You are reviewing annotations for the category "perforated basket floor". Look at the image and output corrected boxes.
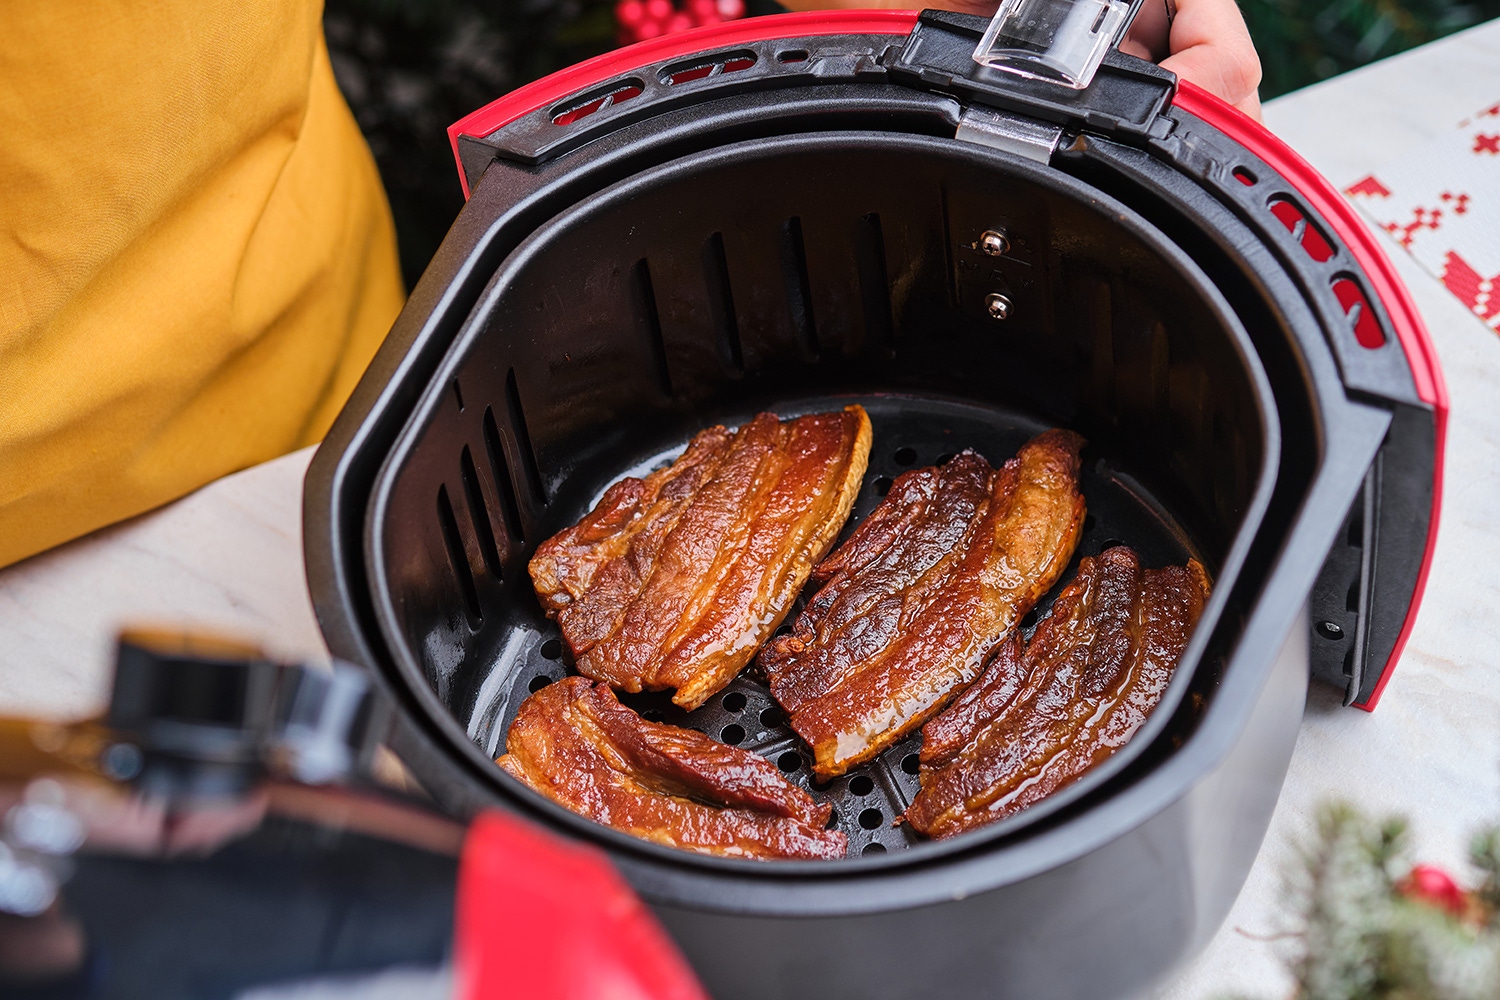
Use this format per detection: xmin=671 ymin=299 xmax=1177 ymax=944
xmin=466 ymin=393 xmax=1202 ymax=858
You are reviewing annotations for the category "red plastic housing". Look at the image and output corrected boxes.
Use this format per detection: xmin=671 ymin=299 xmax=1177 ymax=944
xmin=457 ymin=811 xmax=709 ymax=1000
xmin=443 ymin=12 xmax=1446 ymax=710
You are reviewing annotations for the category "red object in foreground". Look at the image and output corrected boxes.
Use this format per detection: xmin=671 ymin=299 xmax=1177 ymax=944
xmin=1400 ymin=864 xmax=1469 ymax=917
xmin=457 ymin=811 xmax=709 ymax=1000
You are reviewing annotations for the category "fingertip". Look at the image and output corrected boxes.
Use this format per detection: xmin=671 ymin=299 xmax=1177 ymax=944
xmin=1161 ymin=44 xmax=1262 ymax=111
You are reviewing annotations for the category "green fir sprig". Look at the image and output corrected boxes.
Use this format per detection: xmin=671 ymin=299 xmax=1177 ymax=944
xmin=1232 ymin=803 xmax=1500 ymax=1000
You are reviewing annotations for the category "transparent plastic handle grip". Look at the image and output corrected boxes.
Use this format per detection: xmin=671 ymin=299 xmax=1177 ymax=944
xmin=973 ymin=0 xmax=1135 ymax=90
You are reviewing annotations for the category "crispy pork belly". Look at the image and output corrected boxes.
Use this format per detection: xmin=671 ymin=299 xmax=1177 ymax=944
xmin=497 ymin=677 xmax=847 ymax=860
xmin=904 ymin=547 xmax=1210 ymax=839
xmin=761 ymin=430 xmax=1086 ymax=777
xmin=529 ymin=407 xmax=872 ymax=711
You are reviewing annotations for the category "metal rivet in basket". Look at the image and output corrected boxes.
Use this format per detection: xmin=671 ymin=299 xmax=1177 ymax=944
xmin=980 ymin=230 xmax=1009 ymax=256
xmin=985 ymin=293 xmax=1013 ymax=321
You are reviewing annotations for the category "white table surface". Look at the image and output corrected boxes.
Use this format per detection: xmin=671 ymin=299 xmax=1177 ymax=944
xmin=4 ymin=21 xmax=1500 ymax=998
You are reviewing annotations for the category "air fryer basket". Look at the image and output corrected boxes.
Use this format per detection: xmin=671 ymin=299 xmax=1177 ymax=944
xmin=367 ymin=131 xmax=1276 ymax=862
xmin=304 ymin=11 xmax=1444 ymax=998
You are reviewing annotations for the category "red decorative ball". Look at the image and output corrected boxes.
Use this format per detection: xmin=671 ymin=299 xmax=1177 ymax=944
xmin=616 ymin=0 xmax=646 ymax=26
xmin=617 ymin=0 xmax=746 ymax=44
xmin=1401 ymin=864 xmax=1468 ymax=916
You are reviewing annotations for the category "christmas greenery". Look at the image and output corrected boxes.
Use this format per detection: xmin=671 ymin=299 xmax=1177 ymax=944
xmin=323 ymin=0 xmax=784 ymax=283
xmin=323 ymin=0 xmax=617 ymax=284
xmin=1241 ymin=0 xmax=1500 ymax=99
xmin=1234 ymin=802 xmax=1500 ymax=1000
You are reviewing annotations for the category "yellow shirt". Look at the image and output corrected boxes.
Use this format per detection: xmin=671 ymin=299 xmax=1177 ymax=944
xmin=0 ymin=0 xmax=403 ymax=567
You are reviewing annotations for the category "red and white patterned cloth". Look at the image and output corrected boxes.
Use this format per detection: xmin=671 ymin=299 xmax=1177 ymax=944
xmin=1345 ymin=101 xmax=1500 ymax=334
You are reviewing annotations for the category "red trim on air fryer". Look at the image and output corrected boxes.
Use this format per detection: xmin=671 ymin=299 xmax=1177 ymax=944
xmin=446 ymin=10 xmax=921 ymax=196
xmin=1171 ymin=80 xmax=1448 ymax=711
xmin=456 ymin=810 xmax=709 ymax=1000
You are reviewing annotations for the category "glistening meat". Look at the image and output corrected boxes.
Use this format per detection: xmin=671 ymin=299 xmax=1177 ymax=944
xmin=904 ymin=546 xmax=1210 ymax=839
xmin=497 ymin=676 xmax=846 ymax=860
xmin=529 ymin=407 xmax=872 ymax=710
xmin=761 ymin=430 xmax=1086 ymax=776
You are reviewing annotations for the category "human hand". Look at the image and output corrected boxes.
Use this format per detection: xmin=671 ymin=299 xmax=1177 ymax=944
xmin=775 ymin=0 xmax=1263 ymax=120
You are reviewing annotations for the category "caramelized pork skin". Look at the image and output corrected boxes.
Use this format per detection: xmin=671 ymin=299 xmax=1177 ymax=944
xmin=529 ymin=407 xmax=872 ymax=711
xmin=498 ymin=677 xmax=847 ymax=860
xmin=761 ymin=429 xmax=1086 ymax=777
xmin=904 ymin=547 xmax=1210 ymax=839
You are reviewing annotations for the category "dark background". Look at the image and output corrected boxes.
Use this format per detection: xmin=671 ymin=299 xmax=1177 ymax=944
xmin=324 ymin=0 xmax=1500 ymax=288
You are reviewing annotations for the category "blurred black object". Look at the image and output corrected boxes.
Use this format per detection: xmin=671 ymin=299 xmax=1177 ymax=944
xmin=0 ymin=632 xmax=462 ymax=999
xmin=324 ymin=0 xmax=788 ymax=287
xmin=108 ymin=630 xmax=389 ymax=799
xmin=41 ymin=818 xmax=457 ymax=1000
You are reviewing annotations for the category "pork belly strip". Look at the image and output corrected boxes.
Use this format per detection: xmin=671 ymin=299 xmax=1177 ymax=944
xmin=528 ymin=407 xmax=872 ymax=710
xmin=761 ymin=429 xmax=1086 ymax=777
xmin=904 ymin=547 xmax=1210 ymax=839
xmin=497 ymin=677 xmax=847 ymax=860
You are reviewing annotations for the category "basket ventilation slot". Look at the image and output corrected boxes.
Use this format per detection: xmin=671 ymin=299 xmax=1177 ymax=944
xmin=551 ymin=80 xmax=644 ymax=127
xmin=702 ymin=232 xmax=744 ymax=372
xmin=1330 ymin=276 xmax=1386 ymax=349
xmin=781 ymin=216 xmax=820 ymax=360
xmin=482 ymin=406 xmax=526 ymax=545
xmin=459 ymin=445 xmax=503 ymax=580
xmin=661 ymin=51 xmax=757 ymax=87
xmin=436 ymin=484 xmax=482 ymax=630
xmin=856 ymin=212 xmax=895 ymax=350
xmin=633 ymin=259 xmax=675 ymax=398
xmin=1268 ymin=197 xmax=1335 ymax=263
xmin=504 ymin=368 xmax=547 ymax=505
xmin=1266 ymin=195 xmax=1385 ymax=351
xmin=939 ymin=183 xmax=957 ymax=307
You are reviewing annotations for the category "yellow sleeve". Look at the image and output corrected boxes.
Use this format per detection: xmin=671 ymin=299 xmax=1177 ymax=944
xmin=0 ymin=0 xmax=405 ymax=567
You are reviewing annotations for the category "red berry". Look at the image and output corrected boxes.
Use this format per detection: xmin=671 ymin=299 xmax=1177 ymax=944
xmin=617 ymin=0 xmax=646 ymax=25
xmin=645 ymin=0 xmax=673 ymax=20
xmin=1401 ymin=864 xmax=1468 ymax=916
xmin=688 ymin=0 xmax=719 ymax=24
xmin=636 ymin=20 xmax=664 ymax=39
xmin=667 ymin=11 xmax=694 ymax=32
xmin=717 ymin=0 xmax=745 ymax=19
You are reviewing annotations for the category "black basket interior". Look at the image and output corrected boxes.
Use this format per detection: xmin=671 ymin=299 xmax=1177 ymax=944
xmin=364 ymin=132 xmax=1277 ymax=861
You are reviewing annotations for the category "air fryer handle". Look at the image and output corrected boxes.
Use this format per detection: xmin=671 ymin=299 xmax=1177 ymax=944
xmin=970 ymin=0 xmax=1152 ymax=90
xmin=887 ymin=11 xmax=1177 ymax=142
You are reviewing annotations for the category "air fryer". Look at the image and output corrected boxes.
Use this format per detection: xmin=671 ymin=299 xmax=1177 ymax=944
xmin=303 ymin=10 xmax=1446 ymax=998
